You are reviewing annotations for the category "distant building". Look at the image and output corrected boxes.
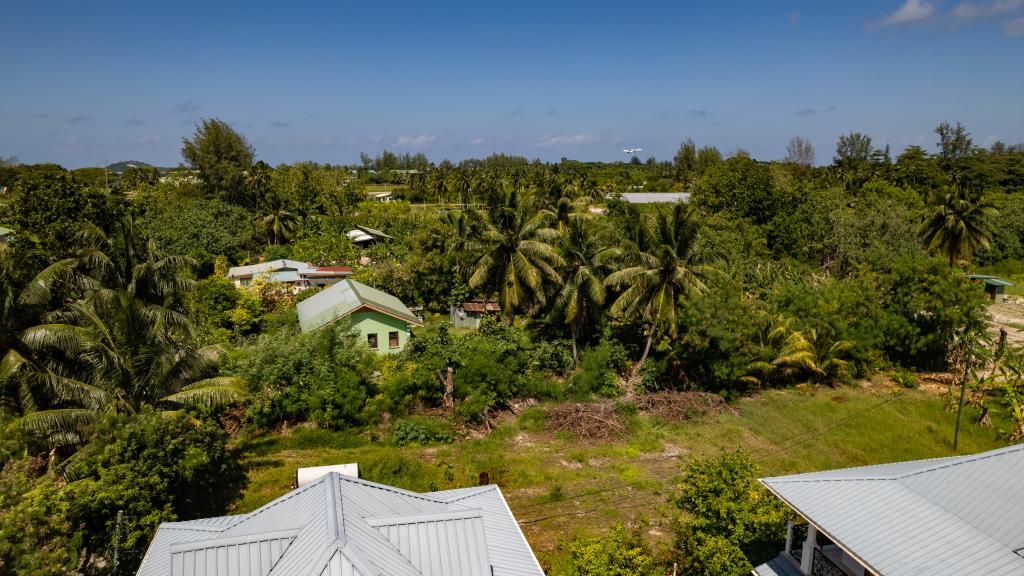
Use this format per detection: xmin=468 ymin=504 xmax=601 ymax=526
xmin=450 ymin=300 xmax=501 ymax=329
xmin=227 ymin=259 xmax=352 ymax=290
xmin=618 ymin=192 xmax=690 ymax=204
xmin=296 ymin=278 xmax=422 ymax=353
xmin=967 ymin=274 xmax=1014 ymax=303
xmin=754 ymin=444 xmax=1024 ymax=576
xmin=136 ymin=471 xmax=544 ymax=576
xmin=347 ymin=225 xmax=393 ymax=245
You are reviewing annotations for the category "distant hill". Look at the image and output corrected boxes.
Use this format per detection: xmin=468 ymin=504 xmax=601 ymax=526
xmin=106 ymin=161 xmax=175 ymax=174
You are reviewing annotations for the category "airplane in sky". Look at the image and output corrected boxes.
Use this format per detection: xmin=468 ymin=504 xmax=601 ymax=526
xmin=623 ymin=147 xmax=642 ymax=154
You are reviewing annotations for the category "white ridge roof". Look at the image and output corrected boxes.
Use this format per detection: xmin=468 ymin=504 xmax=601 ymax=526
xmin=761 ymin=444 xmax=1024 ymax=576
xmin=136 ymin=473 xmax=543 ymax=576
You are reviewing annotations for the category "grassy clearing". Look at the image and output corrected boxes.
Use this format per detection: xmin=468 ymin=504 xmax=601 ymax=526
xmin=229 ymin=383 xmax=1011 ymax=569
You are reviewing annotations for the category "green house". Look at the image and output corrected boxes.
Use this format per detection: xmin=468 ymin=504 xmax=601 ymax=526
xmin=967 ymin=274 xmax=1014 ymax=303
xmin=296 ymin=279 xmax=422 ymax=353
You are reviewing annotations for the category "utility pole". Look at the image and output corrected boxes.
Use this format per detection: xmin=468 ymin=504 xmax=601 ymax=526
xmin=954 ymin=338 xmax=974 ymax=451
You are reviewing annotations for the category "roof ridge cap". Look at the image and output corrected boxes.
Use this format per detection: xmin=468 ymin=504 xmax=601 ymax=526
xmin=435 ymin=485 xmax=498 ymax=502
xmin=892 ymin=443 xmax=1024 ymax=480
xmin=333 ymin=472 xmax=449 ymax=504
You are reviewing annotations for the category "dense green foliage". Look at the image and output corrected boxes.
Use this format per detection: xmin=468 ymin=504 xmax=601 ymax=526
xmin=0 ymin=411 xmax=237 ymax=575
xmin=557 ymin=523 xmax=657 ymax=576
xmin=2 ymin=118 xmax=1022 ymax=574
xmin=675 ymin=452 xmax=790 ymax=575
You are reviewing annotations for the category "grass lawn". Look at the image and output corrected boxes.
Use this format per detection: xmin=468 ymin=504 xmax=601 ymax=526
xmin=228 ymin=383 xmax=1012 ymax=570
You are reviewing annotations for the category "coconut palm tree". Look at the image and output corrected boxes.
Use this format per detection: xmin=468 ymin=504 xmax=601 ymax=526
xmin=606 ymin=202 xmax=711 ymax=389
xmin=549 ymin=218 xmax=616 ymax=366
xmin=470 ymin=181 xmax=564 ymax=321
xmin=262 ymin=207 xmax=299 ymax=245
xmin=919 ymin=187 xmax=997 ymax=268
xmin=772 ymin=329 xmax=854 ymax=385
xmin=1 ymin=218 xmax=244 ymax=451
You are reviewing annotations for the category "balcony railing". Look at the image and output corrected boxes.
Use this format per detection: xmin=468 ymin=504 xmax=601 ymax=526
xmin=812 ymin=548 xmax=847 ymax=576
xmin=789 ymin=524 xmax=807 ymax=564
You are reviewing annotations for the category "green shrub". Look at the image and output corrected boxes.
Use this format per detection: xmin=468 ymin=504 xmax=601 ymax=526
xmin=683 ymin=533 xmax=752 ymax=576
xmin=558 ymin=523 xmax=658 ymax=576
xmin=569 ymin=341 xmax=629 ymax=397
xmin=676 ymin=451 xmax=790 ymax=570
xmin=391 ymin=418 xmax=455 ymax=446
xmin=230 ymin=323 xmax=374 ymax=429
xmin=0 ymin=461 xmax=79 ymax=576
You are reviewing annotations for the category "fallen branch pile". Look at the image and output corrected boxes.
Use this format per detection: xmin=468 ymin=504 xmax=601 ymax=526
xmin=633 ymin=391 xmax=736 ymax=422
xmin=545 ymin=402 xmax=626 ymax=441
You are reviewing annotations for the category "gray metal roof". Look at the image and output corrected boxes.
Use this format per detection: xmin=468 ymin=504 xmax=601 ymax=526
xmin=137 ymin=473 xmax=543 ymax=576
xmin=619 ymin=192 xmax=690 ymax=204
xmin=296 ymin=279 xmax=422 ymax=332
xmin=228 ymin=259 xmax=309 ymax=279
xmin=753 ymin=554 xmax=802 ymax=576
xmin=760 ymin=443 xmax=1024 ymax=576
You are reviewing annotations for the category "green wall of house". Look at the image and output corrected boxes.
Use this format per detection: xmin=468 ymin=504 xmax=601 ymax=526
xmin=350 ymin=311 xmax=412 ymax=353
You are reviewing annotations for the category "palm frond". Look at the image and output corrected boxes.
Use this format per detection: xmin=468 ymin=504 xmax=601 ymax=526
xmin=161 ymin=376 xmax=247 ymax=408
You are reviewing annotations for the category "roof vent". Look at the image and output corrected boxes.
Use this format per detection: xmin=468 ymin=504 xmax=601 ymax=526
xmin=295 ymin=463 xmax=359 ymax=487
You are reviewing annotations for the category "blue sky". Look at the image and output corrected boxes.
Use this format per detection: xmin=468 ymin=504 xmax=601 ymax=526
xmin=3 ymin=0 xmax=1023 ymax=168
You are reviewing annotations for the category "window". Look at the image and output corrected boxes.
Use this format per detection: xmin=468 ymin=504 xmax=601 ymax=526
xmin=389 ymin=331 xmax=400 ymax=348
xmin=367 ymin=333 xmax=378 ymax=349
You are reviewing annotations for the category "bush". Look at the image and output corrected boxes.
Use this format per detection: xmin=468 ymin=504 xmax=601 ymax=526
xmin=683 ymin=533 xmax=752 ymax=576
xmin=0 ymin=411 xmax=240 ymax=575
xmin=62 ymin=411 xmax=240 ymax=571
xmin=676 ymin=452 xmax=790 ymax=570
xmin=558 ymin=523 xmax=658 ymax=576
xmin=569 ymin=341 xmax=629 ymax=397
xmin=230 ymin=323 xmax=374 ymax=429
xmin=391 ymin=418 xmax=455 ymax=446
xmin=0 ymin=461 xmax=79 ymax=576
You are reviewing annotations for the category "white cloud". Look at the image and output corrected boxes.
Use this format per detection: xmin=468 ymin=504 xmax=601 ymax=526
xmin=874 ymin=0 xmax=936 ymax=27
xmin=395 ymin=134 xmax=435 ymax=146
xmin=534 ymin=134 xmax=601 ymax=148
xmin=952 ymin=0 xmax=1023 ymax=21
xmin=469 ymin=137 xmax=486 ymax=146
xmin=1005 ymin=14 xmax=1024 ymax=33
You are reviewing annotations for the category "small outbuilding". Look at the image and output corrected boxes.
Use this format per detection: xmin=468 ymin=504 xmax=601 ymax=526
xmin=450 ymin=300 xmax=501 ymax=329
xmin=346 ymin=225 xmax=393 ymax=245
xmin=297 ymin=278 xmax=422 ymax=353
xmin=967 ymin=274 xmax=1014 ymax=303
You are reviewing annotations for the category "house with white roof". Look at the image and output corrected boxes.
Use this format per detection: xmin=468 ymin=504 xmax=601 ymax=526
xmin=227 ymin=259 xmax=352 ymax=290
xmin=754 ymin=444 xmax=1024 ymax=576
xmin=135 ymin=472 xmax=544 ymax=576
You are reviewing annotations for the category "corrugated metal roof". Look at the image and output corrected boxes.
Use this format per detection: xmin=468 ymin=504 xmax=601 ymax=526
xmin=461 ymin=302 xmax=501 ymax=313
xmin=137 ymin=473 xmax=543 ymax=576
xmin=228 ymin=259 xmax=308 ymax=279
xmin=760 ymin=444 xmax=1024 ymax=576
xmin=753 ymin=554 xmax=802 ymax=576
xmin=619 ymin=192 xmax=690 ymax=204
xmin=296 ymin=279 xmax=422 ymax=332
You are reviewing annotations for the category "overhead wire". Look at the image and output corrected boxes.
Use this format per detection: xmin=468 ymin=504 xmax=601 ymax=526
xmin=515 ymin=390 xmax=907 ymax=525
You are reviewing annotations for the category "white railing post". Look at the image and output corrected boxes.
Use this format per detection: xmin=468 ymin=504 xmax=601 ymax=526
xmin=800 ymin=524 xmax=817 ymax=575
